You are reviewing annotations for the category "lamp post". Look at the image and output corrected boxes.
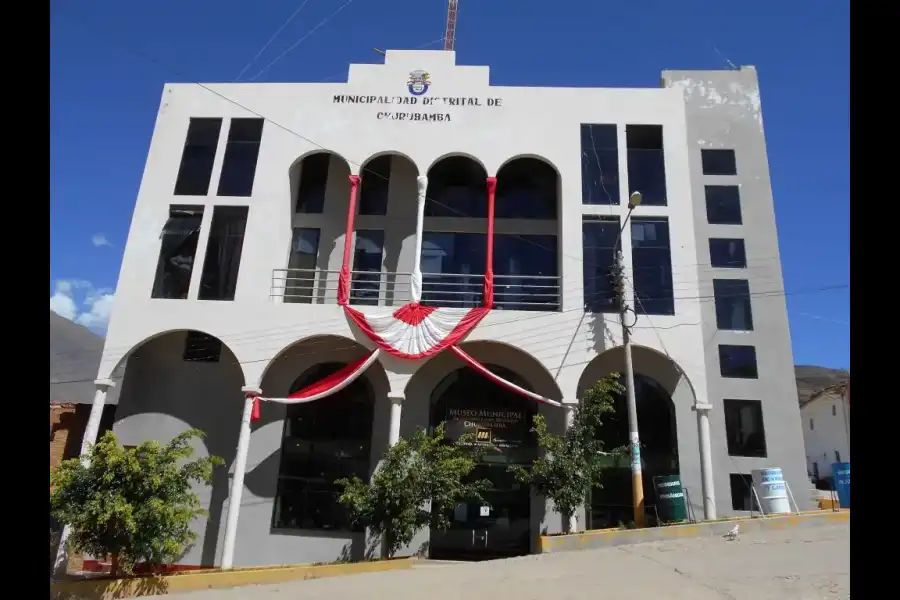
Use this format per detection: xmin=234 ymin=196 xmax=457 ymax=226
xmin=612 ymin=191 xmax=645 ymax=528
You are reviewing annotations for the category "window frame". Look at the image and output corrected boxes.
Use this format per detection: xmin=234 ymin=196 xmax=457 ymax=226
xmin=701 ymin=149 xmax=737 ymax=176
xmin=718 ymin=344 xmax=759 ymax=379
xmin=723 ymin=399 xmax=767 ymax=458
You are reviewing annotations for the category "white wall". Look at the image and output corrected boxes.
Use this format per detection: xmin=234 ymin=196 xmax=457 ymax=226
xmin=801 ymin=391 xmax=850 ymax=481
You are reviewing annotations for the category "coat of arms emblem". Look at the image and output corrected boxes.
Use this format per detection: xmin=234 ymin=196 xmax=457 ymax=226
xmin=407 ymin=70 xmax=431 ymax=96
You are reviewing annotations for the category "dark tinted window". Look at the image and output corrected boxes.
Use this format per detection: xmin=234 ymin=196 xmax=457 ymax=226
xmin=425 ymin=157 xmax=487 ymax=217
xmin=582 ymin=216 xmax=621 ymax=312
xmin=580 ymin=124 xmax=619 ymax=205
xmin=724 ymin=400 xmax=767 ymax=458
xmin=296 ymin=153 xmax=330 ymax=213
xmin=494 ymin=234 xmax=559 ymax=311
xmin=626 ymin=125 xmax=666 ymax=206
xmin=359 ymin=156 xmax=390 ymax=216
xmin=709 ymin=238 xmax=747 ymax=268
xmin=701 ymin=149 xmax=737 ymax=176
xmin=183 ymin=331 xmax=222 ymax=362
xmin=420 ymin=232 xmax=485 ymax=307
xmin=718 ymin=345 xmax=758 ymax=378
xmin=351 ymin=230 xmax=384 ymax=306
xmin=217 ymin=118 xmax=264 ymax=197
xmin=174 ymin=118 xmax=222 ymax=196
xmin=705 ymin=185 xmax=742 ymax=225
xmin=198 ymin=206 xmax=249 ymax=301
xmin=713 ymin=279 xmax=753 ymax=330
xmin=151 ymin=206 xmax=204 ymax=299
xmin=496 ymin=158 xmax=558 ymax=219
xmin=729 ymin=474 xmax=753 ymax=511
xmin=284 ymin=228 xmax=320 ymax=304
xmin=631 ymin=217 xmax=674 ymax=315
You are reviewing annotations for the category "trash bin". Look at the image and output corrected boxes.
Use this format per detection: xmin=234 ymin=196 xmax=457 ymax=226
xmin=831 ymin=462 xmax=850 ymax=509
xmin=653 ymin=474 xmax=687 ymax=523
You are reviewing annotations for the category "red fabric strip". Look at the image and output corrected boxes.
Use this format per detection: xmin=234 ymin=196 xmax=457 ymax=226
xmin=287 ymin=352 xmax=371 ymax=399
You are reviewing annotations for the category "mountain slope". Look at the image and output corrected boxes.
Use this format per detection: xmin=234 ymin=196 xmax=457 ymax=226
xmin=795 ymin=365 xmax=849 ymax=405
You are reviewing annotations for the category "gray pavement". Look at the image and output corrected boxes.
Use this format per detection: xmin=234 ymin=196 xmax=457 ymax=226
xmin=153 ymin=521 xmax=849 ymax=599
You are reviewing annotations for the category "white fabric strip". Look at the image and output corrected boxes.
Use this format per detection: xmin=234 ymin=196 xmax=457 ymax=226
xmin=410 ymin=175 xmax=428 ymax=303
xmin=260 ymin=349 xmax=381 ymax=404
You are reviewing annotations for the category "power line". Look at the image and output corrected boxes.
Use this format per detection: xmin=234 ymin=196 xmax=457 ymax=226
xmin=233 ymin=0 xmax=315 ymax=82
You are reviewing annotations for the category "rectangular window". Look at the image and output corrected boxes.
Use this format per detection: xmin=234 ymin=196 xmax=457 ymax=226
xmin=631 ymin=217 xmax=674 ymax=315
xmin=174 ymin=118 xmax=222 ymax=196
xmin=810 ymin=418 xmax=814 ymax=431
xmin=701 ymin=149 xmax=737 ymax=176
xmin=216 ymin=118 xmax=264 ymax=197
xmin=420 ymin=232 xmax=486 ymax=308
xmin=724 ymin=400 xmax=767 ymax=458
xmin=709 ymin=238 xmax=747 ymax=268
xmin=359 ymin=156 xmax=390 ymax=216
xmin=713 ymin=279 xmax=753 ymax=330
xmin=580 ymin=124 xmax=619 ymax=205
xmin=351 ymin=230 xmax=384 ymax=306
xmin=835 ymin=451 xmax=841 ymax=462
xmin=626 ymin=125 xmax=666 ymax=206
xmin=198 ymin=206 xmax=249 ymax=301
xmin=183 ymin=331 xmax=222 ymax=362
xmin=582 ymin=216 xmax=621 ymax=312
xmin=285 ymin=228 xmax=320 ymax=304
xmin=296 ymin=153 xmax=330 ymax=213
xmin=705 ymin=185 xmax=742 ymax=225
xmin=729 ymin=474 xmax=753 ymax=511
xmin=718 ymin=345 xmax=758 ymax=379
xmin=832 ymin=404 xmax=837 ymax=416
xmin=494 ymin=234 xmax=559 ymax=311
xmin=151 ymin=206 xmax=204 ymax=299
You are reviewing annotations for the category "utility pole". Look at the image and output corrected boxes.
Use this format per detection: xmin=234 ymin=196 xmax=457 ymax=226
xmin=611 ymin=192 xmax=645 ymax=528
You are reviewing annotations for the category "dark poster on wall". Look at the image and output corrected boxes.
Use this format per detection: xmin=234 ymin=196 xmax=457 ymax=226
xmin=443 ymin=406 xmax=530 ymax=449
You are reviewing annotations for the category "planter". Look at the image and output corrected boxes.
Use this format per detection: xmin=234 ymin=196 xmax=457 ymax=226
xmin=50 ymin=557 xmax=416 ymax=599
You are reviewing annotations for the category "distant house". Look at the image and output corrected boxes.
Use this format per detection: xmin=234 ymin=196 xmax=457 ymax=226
xmin=799 ymin=380 xmax=850 ymax=485
xmin=49 ymin=311 xmax=124 ymax=470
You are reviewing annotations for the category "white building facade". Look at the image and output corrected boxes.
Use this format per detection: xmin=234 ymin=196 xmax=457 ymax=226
xmin=801 ymin=383 xmax=850 ymax=483
xmin=85 ymin=50 xmax=808 ymax=567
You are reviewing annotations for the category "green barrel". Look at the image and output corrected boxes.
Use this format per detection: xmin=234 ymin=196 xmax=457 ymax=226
xmin=653 ymin=475 xmax=687 ymax=523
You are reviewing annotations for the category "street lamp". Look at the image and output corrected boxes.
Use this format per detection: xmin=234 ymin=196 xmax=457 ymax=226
xmin=613 ymin=190 xmax=645 ymax=527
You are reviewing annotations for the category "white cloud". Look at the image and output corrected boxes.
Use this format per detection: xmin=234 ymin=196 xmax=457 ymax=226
xmin=91 ymin=233 xmax=111 ymax=247
xmin=49 ymin=279 xmax=115 ymax=334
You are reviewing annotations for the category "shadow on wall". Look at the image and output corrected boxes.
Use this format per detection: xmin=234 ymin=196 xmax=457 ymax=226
xmin=112 ymin=330 xmax=246 ymax=567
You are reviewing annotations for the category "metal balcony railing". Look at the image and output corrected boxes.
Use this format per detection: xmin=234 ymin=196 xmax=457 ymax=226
xmin=271 ymin=269 xmax=561 ymax=312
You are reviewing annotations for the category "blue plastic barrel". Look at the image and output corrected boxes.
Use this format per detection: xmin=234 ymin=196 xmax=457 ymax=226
xmin=831 ymin=462 xmax=850 ymax=509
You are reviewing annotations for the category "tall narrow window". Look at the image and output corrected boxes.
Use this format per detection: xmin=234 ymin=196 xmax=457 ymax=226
xmin=701 ymin=149 xmax=737 ymax=176
xmin=724 ymin=400 xmax=767 ymax=458
xmin=494 ymin=234 xmax=559 ymax=311
xmin=151 ymin=206 xmax=204 ymax=299
xmin=580 ymin=124 xmax=619 ymax=205
xmin=626 ymin=125 xmax=666 ymax=206
xmin=174 ymin=118 xmax=222 ymax=196
xmin=359 ymin=156 xmax=390 ymax=216
xmin=582 ymin=216 xmax=621 ymax=312
xmin=216 ymin=118 xmax=264 ymax=197
xmin=296 ymin=153 xmax=330 ymax=214
xmin=705 ymin=185 xmax=742 ymax=225
xmin=285 ymin=228 xmax=320 ymax=304
xmin=351 ymin=230 xmax=384 ymax=306
xmin=198 ymin=206 xmax=249 ymax=301
xmin=729 ymin=474 xmax=753 ymax=511
xmin=631 ymin=217 xmax=674 ymax=315
xmin=709 ymin=238 xmax=747 ymax=268
xmin=713 ymin=279 xmax=754 ymax=330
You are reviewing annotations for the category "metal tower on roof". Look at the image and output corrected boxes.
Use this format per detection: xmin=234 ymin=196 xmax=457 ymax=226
xmin=443 ymin=0 xmax=459 ymax=51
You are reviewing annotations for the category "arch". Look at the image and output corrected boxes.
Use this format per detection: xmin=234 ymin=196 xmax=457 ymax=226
xmin=359 ymin=150 xmax=420 ymax=177
xmin=289 ymin=150 xmax=354 ymax=215
xmin=425 ymin=154 xmax=490 ymax=219
xmin=258 ymin=334 xmax=390 ymax=399
xmin=425 ymin=152 xmax=488 ymax=175
xmin=495 ymin=155 xmax=560 ymax=220
xmin=576 ymin=344 xmax=694 ymax=401
xmin=357 ymin=152 xmax=419 ymax=218
xmin=288 ymin=149 xmax=355 ymax=174
xmin=496 ymin=153 xmax=562 ymax=176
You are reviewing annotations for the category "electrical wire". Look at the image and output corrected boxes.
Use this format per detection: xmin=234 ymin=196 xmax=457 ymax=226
xmin=232 ymin=0 xmax=315 ymax=82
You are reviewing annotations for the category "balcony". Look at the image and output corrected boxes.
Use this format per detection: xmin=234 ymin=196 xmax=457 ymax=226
xmin=271 ymin=269 xmax=561 ymax=312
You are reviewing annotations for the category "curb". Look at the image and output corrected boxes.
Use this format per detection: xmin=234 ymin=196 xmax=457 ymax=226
xmin=50 ymin=557 xmax=416 ymax=599
xmin=538 ymin=510 xmax=849 ymax=554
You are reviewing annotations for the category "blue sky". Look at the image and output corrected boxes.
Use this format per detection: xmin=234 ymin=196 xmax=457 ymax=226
xmin=49 ymin=0 xmax=849 ymax=369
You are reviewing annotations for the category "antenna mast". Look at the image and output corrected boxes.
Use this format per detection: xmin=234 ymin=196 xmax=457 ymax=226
xmin=443 ymin=0 xmax=458 ymax=51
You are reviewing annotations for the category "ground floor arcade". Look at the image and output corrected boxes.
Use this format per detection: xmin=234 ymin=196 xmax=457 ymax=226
xmin=63 ymin=329 xmax=716 ymax=569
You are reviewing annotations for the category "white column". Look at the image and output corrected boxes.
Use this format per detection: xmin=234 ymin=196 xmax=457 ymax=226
xmin=410 ymin=176 xmax=428 ymax=303
xmin=220 ymin=387 xmax=259 ymax=570
xmin=692 ymin=403 xmax=716 ymax=520
xmin=53 ymin=379 xmax=116 ymax=579
xmin=388 ymin=393 xmax=403 ymax=447
xmin=563 ymin=401 xmax=578 ymax=533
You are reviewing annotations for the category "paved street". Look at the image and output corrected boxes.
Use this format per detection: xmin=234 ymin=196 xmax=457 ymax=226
xmin=153 ymin=522 xmax=849 ymax=600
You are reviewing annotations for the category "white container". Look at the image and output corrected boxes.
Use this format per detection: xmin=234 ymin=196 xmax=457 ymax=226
xmin=751 ymin=467 xmax=791 ymax=514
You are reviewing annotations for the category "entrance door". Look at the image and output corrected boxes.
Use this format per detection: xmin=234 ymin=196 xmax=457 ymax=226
xmin=430 ymin=463 xmax=531 ymax=560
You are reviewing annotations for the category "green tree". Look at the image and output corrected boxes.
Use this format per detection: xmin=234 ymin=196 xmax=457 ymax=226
xmin=336 ymin=424 xmax=488 ymax=558
xmin=50 ymin=429 xmax=223 ymax=575
xmin=509 ymin=373 xmax=625 ymax=533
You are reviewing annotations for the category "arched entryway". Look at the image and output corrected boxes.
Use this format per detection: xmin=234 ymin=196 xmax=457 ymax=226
xmin=577 ymin=345 xmax=691 ymax=529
